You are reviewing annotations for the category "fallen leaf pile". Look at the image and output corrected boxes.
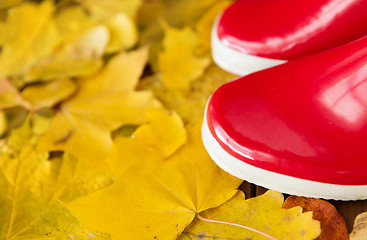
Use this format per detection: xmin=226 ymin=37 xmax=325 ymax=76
xmin=0 ymin=1 xmax=363 ymax=239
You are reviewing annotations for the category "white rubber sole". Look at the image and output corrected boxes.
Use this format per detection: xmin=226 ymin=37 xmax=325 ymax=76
xmin=211 ymin=14 xmax=287 ymax=76
xmin=202 ymin=108 xmax=367 ymax=200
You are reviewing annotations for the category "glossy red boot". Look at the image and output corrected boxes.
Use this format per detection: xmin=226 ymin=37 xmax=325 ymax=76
xmin=203 ymin=36 xmax=367 ymax=200
xmin=213 ymin=0 xmax=367 ymax=75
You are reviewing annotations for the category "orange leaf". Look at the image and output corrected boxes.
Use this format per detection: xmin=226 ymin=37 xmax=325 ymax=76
xmin=283 ymin=196 xmax=348 ymax=240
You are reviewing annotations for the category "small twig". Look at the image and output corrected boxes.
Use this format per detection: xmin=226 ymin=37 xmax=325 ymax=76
xmin=196 ymin=214 xmax=278 ymax=240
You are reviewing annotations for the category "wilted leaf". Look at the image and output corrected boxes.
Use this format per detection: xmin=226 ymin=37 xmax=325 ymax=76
xmin=350 ymin=212 xmax=367 ymax=240
xmin=64 ymin=121 xmax=242 ymax=240
xmin=21 ymin=78 xmax=76 ymax=110
xmin=0 ymin=1 xmax=60 ymax=78
xmin=0 ymin=117 xmax=112 ymax=239
xmin=283 ymin=196 xmax=348 ymax=240
xmin=180 ymin=191 xmax=321 ymax=240
xmin=158 ymin=23 xmax=210 ymax=89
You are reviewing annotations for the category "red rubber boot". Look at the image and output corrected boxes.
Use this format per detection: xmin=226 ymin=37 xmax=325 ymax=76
xmin=212 ymin=0 xmax=367 ymax=75
xmin=203 ymin=36 xmax=367 ymax=200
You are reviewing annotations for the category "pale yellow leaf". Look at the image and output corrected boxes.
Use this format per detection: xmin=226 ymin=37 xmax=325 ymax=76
xmin=180 ymin=191 xmax=321 ymax=240
xmin=350 ymin=212 xmax=367 ymax=240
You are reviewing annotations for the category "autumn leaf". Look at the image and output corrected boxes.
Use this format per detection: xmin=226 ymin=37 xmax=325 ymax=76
xmin=105 ymin=12 xmax=138 ymax=53
xmin=195 ymin=0 xmax=232 ymax=56
xmin=0 ymin=1 xmax=351 ymax=239
xmin=350 ymin=212 xmax=367 ymax=240
xmin=78 ymin=0 xmax=142 ymax=20
xmin=180 ymin=190 xmax=321 ymax=240
xmin=0 ymin=111 xmax=6 ymax=136
xmin=0 ymin=0 xmax=22 ymax=9
xmin=138 ymin=0 xmax=231 ymax=29
xmin=133 ymin=109 xmax=186 ymax=158
xmin=158 ymin=23 xmax=211 ymax=89
xmin=54 ymin=5 xmax=96 ymax=36
xmin=39 ymin=47 xmax=186 ymax=169
xmin=63 ymin=121 xmax=242 ymax=239
xmin=0 ymin=116 xmax=113 ymax=239
xmin=283 ymin=196 xmax=348 ymax=240
xmin=0 ymin=1 xmax=60 ymax=77
xmin=0 ymin=1 xmax=137 ymax=82
xmin=0 ymin=77 xmax=76 ymax=111
xmin=0 ymin=78 xmax=26 ymax=109
xmin=21 ymin=78 xmax=76 ymax=111
xmin=26 ymin=25 xmax=109 ymax=81
xmin=139 ymin=63 xmax=237 ymax=124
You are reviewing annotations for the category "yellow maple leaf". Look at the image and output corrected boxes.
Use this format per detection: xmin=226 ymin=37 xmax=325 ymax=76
xmin=180 ymin=190 xmax=321 ymax=240
xmin=63 ymin=121 xmax=242 ymax=239
xmin=0 ymin=116 xmax=113 ymax=239
xmin=158 ymin=23 xmax=211 ymax=89
xmin=38 ymin=47 xmax=186 ymax=170
xmin=0 ymin=1 xmax=60 ymax=77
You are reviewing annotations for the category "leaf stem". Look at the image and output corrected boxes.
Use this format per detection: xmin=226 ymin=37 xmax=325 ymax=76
xmin=196 ymin=214 xmax=278 ymax=240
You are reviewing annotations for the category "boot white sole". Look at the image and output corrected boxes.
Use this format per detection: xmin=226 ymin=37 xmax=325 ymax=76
xmin=211 ymin=14 xmax=287 ymax=76
xmin=202 ymin=105 xmax=367 ymax=200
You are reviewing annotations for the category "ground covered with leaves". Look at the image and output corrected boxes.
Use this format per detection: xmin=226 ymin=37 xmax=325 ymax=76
xmin=0 ymin=0 xmax=366 ymax=239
